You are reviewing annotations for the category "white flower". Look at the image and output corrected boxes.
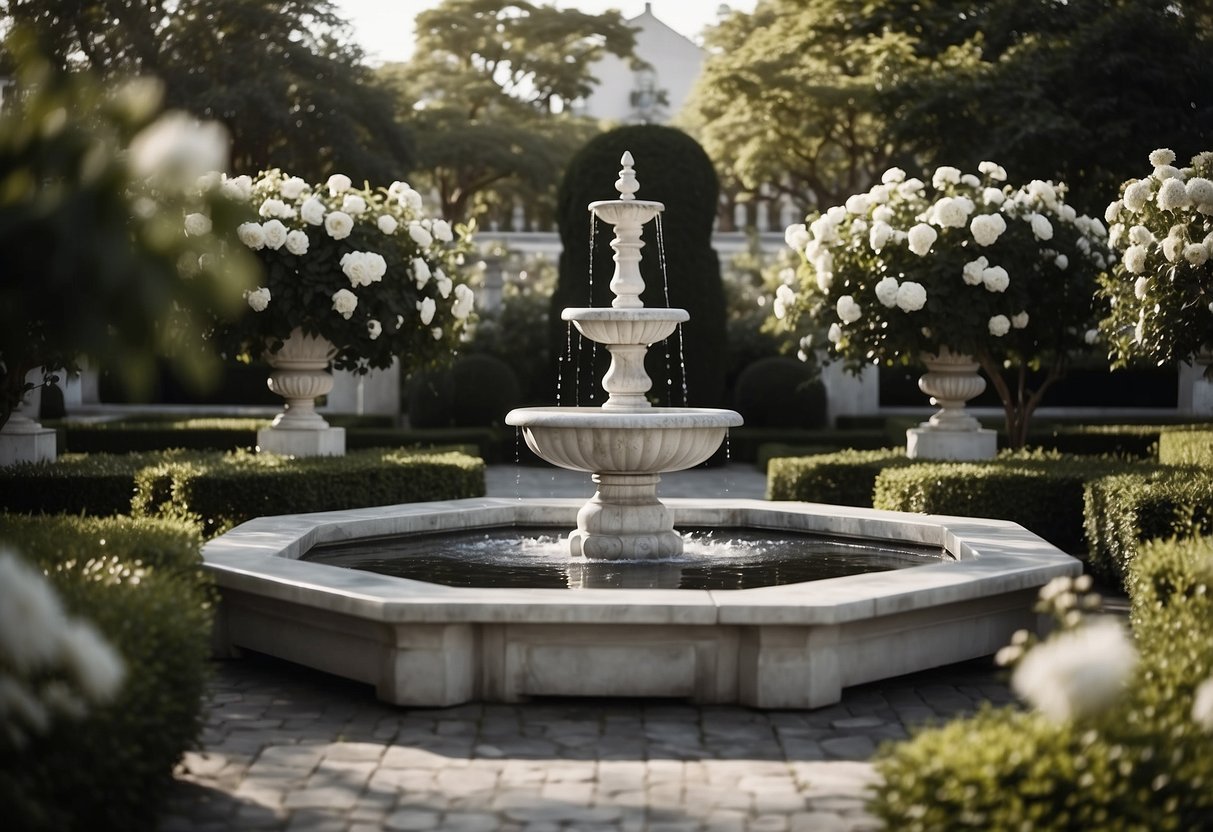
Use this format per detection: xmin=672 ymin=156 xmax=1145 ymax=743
xmin=452 ymin=283 xmax=475 ymax=320
xmin=845 ymin=193 xmax=871 ymax=215
xmin=815 ymin=269 xmax=834 ymax=292
xmin=183 ymin=213 xmax=212 ymax=237
xmin=868 ymin=185 xmax=891 ymax=204
xmin=875 ymin=276 xmax=900 ymax=308
xmin=930 ymin=196 xmax=969 ymax=229
xmin=773 ymin=284 xmax=796 ymax=319
xmin=1193 ymin=676 xmax=1213 ymax=731
xmin=398 ymin=186 xmax=423 ymax=212
xmin=324 ymin=211 xmax=354 ymax=240
xmin=895 ymin=281 xmax=927 ymax=312
xmin=236 ymin=221 xmax=266 ymax=250
xmin=0 ymin=550 xmax=70 ymax=673
xmin=812 ymin=248 xmax=834 ymax=277
xmin=1157 ymin=177 xmax=1192 ymax=211
xmin=982 ymin=187 xmax=1006 ymax=207
xmin=1184 ymin=243 xmax=1210 ymax=267
xmin=1054 ymin=253 xmax=1069 ymax=270
xmin=1105 ymin=200 xmax=1122 ymax=223
xmin=326 ymin=173 xmax=352 ymax=196
xmin=285 ymin=230 xmax=309 ymax=255
xmin=809 ymin=214 xmax=840 ymax=244
xmin=988 ymin=315 xmax=1011 ymax=336
xmin=869 ymin=221 xmax=893 ymax=252
xmin=1163 ymin=234 xmax=1183 ymax=263
xmin=1149 ymin=148 xmax=1176 ymax=167
xmin=1084 ymin=328 xmax=1099 ymax=345
xmin=1128 ymin=225 xmax=1154 ymax=245
xmin=907 ymin=223 xmax=938 ymax=256
xmin=897 ymin=177 xmax=925 ymax=198
xmin=1134 ymin=276 xmax=1149 ymax=300
xmin=261 ymin=219 xmax=288 ymax=250
xmin=340 ymin=251 xmax=387 ymax=287
xmin=243 ymin=286 xmax=270 ymax=311
xmin=982 ymin=265 xmax=1010 ymax=293
xmin=827 ymin=322 xmax=842 ymax=343
xmin=1011 ymin=311 xmax=1029 ymax=329
xmin=432 ymin=219 xmax=453 ymax=242
xmin=1123 ymin=181 xmax=1152 ymax=212
xmin=872 ymin=205 xmax=894 ymax=224
xmin=331 ymin=288 xmax=358 ymax=319
xmin=1030 ymin=213 xmax=1054 ymax=241
xmin=961 ymin=173 xmax=981 ymax=188
xmin=341 ymin=194 xmax=367 ymax=216
xmin=431 ymin=327 xmax=443 ymax=340
xmin=784 ymin=223 xmax=810 ymax=251
xmin=970 ymin=213 xmax=1007 ymax=246
xmin=412 ymin=257 xmax=432 ymax=289
xmin=409 ymin=223 xmax=434 ymax=247
xmin=881 ymin=167 xmax=906 ymax=184
xmin=258 ymin=198 xmax=293 ymax=219
xmin=300 ymin=197 xmax=326 ymax=226
xmin=129 ymin=112 xmax=228 ymax=180
xmin=932 ymin=166 xmax=961 ymax=188
xmin=367 ymin=319 xmax=382 ymax=340
xmin=1012 ymin=617 xmax=1137 ymax=722
xmin=376 ymin=214 xmax=398 ymax=235
xmin=435 ymin=271 xmax=453 ymax=298
xmin=417 ymin=296 xmax=436 ymax=325
xmin=979 ymin=161 xmax=1007 ymax=181
xmin=220 ymin=174 xmax=253 ymax=201
xmin=1186 ymin=177 xmax=1213 ymax=208
xmin=279 ymin=176 xmax=307 ymax=199
xmin=963 ymin=256 xmax=989 ymax=285
xmin=836 ymin=295 xmax=862 ymax=324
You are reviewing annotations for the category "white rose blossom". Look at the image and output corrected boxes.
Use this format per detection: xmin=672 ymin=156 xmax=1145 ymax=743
xmin=982 ymin=265 xmax=1010 ymax=293
xmin=324 ymin=211 xmax=354 ymax=240
xmin=245 ymin=287 xmax=271 ymax=312
xmin=1123 ymin=244 xmax=1148 ymax=274
xmin=1184 ymin=243 xmax=1210 ymax=267
xmin=326 ymin=173 xmax=352 ymax=196
xmin=432 ymin=219 xmax=453 ymax=242
xmin=836 ymin=295 xmax=862 ymax=324
xmin=869 ymin=221 xmax=893 ymax=251
xmin=261 ymin=219 xmax=288 ymax=250
xmin=1186 ymin=177 xmax=1213 ymax=208
xmin=435 ymin=271 xmax=453 ymax=298
xmin=907 ymin=223 xmax=938 ymax=256
xmin=872 ymin=205 xmax=894 ymax=224
xmin=773 ymin=284 xmax=796 ymax=319
xmin=895 ymin=281 xmax=927 ymax=312
xmin=897 ymin=177 xmax=925 ymax=197
xmin=367 ymin=319 xmax=382 ymax=340
xmin=930 ymin=197 xmax=968 ymax=229
xmin=784 ymin=223 xmax=810 ymax=251
xmin=963 ymin=256 xmax=988 ymax=285
xmin=221 ymin=174 xmax=253 ymax=201
xmin=1134 ymin=276 xmax=1149 ymax=300
xmin=279 ymin=176 xmax=307 ymax=199
xmin=881 ymin=167 xmax=906 ymax=184
xmin=331 ymin=288 xmax=358 ymax=319
xmin=1158 ymin=177 xmax=1192 ymax=211
xmin=417 ymin=296 xmax=436 ymax=326
xmin=1012 ymin=617 xmax=1137 ymax=722
xmin=258 ymin=198 xmax=292 ymax=219
xmin=979 ymin=161 xmax=1008 ymax=181
xmin=1011 ymin=311 xmax=1029 ymax=329
xmin=283 ymin=230 xmax=309 ymax=256
xmin=1054 ymin=253 xmax=1069 ymax=270
xmin=236 ymin=221 xmax=266 ymax=250
xmin=341 ymin=194 xmax=368 ymax=216
xmin=1123 ymin=181 xmax=1152 ymax=212
xmin=183 ymin=212 xmax=212 ymax=237
xmin=1149 ymin=148 xmax=1176 ymax=167
xmin=300 ymin=197 xmax=326 ymax=226
xmin=1030 ymin=213 xmax=1054 ymax=241
xmin=827 ymin=322 xmax=842 ymax=343
xmin=1105 ymin=200 xmax=1122 ymax=223
xmin=932 ymin=166 xmax=961 ymax=188
xmin=982 ymin=187 xmax=1006 ymax=207
xmin=1193 ymin=676 xmax=1213 ymax=731
xmin=970 ymin=213 xmax=1007 ymax=246
xmin=412 ymin=257 xmax=432 ymax=289
xmin=452 ymin=283 xmax=475 ymax=320
xmin=1128 ymin=225 xmax=1154 ymax=246
xmin=874 ymin=276 xmax=900 ymax=308
xmin=988 ymin=315 xmax=1011 ymax=336
xmin=409 ymin=223 xmax=434 ymax=247
xmin=845 ymin=193 xmax=871 ymax=215
xmin=340 ymin=251 xmax=387 ymax=287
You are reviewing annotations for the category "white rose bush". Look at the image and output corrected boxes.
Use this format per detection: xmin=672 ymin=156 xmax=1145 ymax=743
xmin=775 ymin=163 xmax=1110 ymax=446
xmin=1099 ymin=149 xmax=1213 ymax=370
xmin=200 ymin=169 xmax=476 ymax=376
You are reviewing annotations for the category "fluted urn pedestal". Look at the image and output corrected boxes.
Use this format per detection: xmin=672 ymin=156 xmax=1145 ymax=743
xmin=906 ymin=347 xmax=996 ymax=461
xmin=257 ymin=327 xmax=346 ymax=457
xmin=506 ymin=151 xmax=743 ymax=559
xmin=0 ymin=388 xmax=57 ymax=467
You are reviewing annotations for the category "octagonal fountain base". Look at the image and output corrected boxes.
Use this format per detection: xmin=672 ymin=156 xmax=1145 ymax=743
xmin=203 ymin=499 xmax=1080 ymax=709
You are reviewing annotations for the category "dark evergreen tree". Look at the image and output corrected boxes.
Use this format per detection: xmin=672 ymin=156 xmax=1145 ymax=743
xmin=551 ymin=125 xmax=728 ymax=408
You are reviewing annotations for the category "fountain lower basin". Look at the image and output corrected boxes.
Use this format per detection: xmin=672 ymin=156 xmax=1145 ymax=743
xmin=203 ymin=498 xmax=1080 ymax=709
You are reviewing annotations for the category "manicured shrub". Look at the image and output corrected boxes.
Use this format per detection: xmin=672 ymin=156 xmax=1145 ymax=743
xmin=553 ymin=124 xmax=728 ymax=408
xmin=766 ymin=448 xmax=909 ymax=506
xmin=874 ymin=454 xmax=1140 ymax=555
xmin=1084 ymin=468 xmax=1213 ymax=587
xmin=1158 ymin=428 xmax=1213 ymax=466
xmin=56 ymin=418 xmax=265 ymax=453
xmin=1025 ymin=423 xmax=1164 ymax=459
xmin=754 ymin=443 xmax=833 ymax=473
xmin=133 ymin=448 xmax=485 ymax=536
xmin=0 ymin=514 xmax=211 ymax=832
xmin=874 ymin=538 xmax=1213 ymax=831
xmin=732 ymin=356 xmax=827 ymax=429
xmin=0 ymin=450 xmax=202 ymax=516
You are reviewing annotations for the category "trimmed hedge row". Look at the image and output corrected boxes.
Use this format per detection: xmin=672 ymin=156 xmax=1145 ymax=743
xmin=1024 ymin=423 xmax=1164 ymax=459
xmin=0 ymin=450 xmax=202 ymax=516
xmin=873 ymin=535 xmax=1213 ymax=831
xmin=53 ymin=418 xmax=266 ymax=453
xmin=1158 ymin=428 xmax=1213 ymax=466
xmin=0 ymin=515 xmax=212 ymax=832
xmin=766 ymin=448 xmax=910 ymax=506
xmin=874 ymin=455 xmax=1141 ymax=556
xmin=1083 ymin=469 xmax=1213 ymax=585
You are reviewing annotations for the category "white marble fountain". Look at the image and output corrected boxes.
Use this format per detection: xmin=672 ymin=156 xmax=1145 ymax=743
xmin=202 ymin=154 xmax=1081 ymax=709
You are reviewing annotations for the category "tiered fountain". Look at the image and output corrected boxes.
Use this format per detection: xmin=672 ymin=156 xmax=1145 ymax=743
xmin=506 ymin=152 xmax=742 ymax=559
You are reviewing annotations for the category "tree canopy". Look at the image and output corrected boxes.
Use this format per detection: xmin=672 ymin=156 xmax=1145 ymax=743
xmin=1 ymin=0 xmax=410 ymax=182
xmin=382 ymin=0 xmax=638 ymax=222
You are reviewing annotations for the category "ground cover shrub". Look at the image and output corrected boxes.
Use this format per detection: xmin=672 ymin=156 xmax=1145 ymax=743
xmin=0 ymin=514 xmax=212 ymax=832
xmin=133 ymin=447 xmax=485 ymax=536
xmin=1158 ymin=428 xmax=1213 ymax=466
xmin=0 ymin=450 xmax=203 ymax=516
xmin=873 ymin=541 xmax=1213 ymax=831
xmin=54 ymin=418 xmax=266 ymax=453
xmin=1084 ymin=468 xmax=1213 ymax=587
xmin=766 ymin=448 xmax=910 ymax=505
xmin=754 ymin=443 xmax=833 ymax=473
xmin=874 ymin=453 xmax=1143 ymax=555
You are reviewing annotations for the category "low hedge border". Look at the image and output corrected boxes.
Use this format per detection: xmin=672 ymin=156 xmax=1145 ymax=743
xmin=766 ymin=448 xmax=910 ymax=506
xmin=1024 ymin=424 xmax=1164 ymax=459
xmin=52 ymin=418 xmax=266 ymax=453
xmin=0 ymin=450 xmax=204 ymax=516
xmin=872 ymin=535 xmax=1213 ymax=831
xmin=1158 ymin=429 xmax=1213 ymax=466
xmin=0 ymin=514 xmax=212 ymax=832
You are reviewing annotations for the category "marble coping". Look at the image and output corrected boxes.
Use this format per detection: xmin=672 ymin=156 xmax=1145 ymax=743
xmin=202 ymin=498 xmax=1082 ymax=628
xmin=504 ymin=408 xmax=743 ymax=429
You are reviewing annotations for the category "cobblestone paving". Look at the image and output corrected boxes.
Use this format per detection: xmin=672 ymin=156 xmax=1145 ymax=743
xmin=159 ymin=654 xmax=1014 ymax=832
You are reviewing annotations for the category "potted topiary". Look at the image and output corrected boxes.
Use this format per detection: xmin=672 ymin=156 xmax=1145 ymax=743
xmin=775 ymin=163 xmax=1111 ymax=458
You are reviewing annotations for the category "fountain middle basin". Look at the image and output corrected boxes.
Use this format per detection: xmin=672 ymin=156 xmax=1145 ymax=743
xmin=203 ymin=497 xmax=1080 ymax=709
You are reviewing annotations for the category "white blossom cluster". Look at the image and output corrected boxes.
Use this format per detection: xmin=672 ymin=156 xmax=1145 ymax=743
xmin=778 ymin=162 xmax=1108 ymax=360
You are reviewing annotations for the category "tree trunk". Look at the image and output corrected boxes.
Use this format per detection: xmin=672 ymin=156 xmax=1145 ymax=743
xmin=977 ymin=353 xmax=1068 ymax=450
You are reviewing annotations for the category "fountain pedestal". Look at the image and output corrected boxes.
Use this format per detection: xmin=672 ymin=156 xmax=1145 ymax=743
xmin=571 ymin=474 xmax=681 ymax=559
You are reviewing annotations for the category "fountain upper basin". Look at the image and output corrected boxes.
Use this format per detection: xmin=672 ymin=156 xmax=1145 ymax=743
xmin=561 ymin=307 xmax=689 ymax=345
xmin=506 ymin=406 xmax=743 ymax=473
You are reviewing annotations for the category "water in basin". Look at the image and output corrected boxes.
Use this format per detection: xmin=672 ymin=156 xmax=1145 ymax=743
xmin=303 ymin=527 xmax=948 ymax=590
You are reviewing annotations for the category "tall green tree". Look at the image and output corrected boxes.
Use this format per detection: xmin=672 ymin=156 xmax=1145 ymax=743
xmin=1 ymin=0 xmax=410 ymax=181
xmin=382 ymin=0 xmax=638 ymax=222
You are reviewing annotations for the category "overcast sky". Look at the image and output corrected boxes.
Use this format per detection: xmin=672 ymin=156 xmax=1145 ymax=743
xmin=334 ymin=1 xmax=757 ymax=64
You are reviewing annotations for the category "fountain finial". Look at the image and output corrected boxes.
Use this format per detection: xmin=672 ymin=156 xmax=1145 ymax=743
xmin=615 ymin=151 xmax=639 ymax=201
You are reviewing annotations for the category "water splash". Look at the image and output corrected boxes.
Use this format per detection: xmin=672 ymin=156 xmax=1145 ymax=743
xmin=655 ymin=214 xmax=689 ymax=406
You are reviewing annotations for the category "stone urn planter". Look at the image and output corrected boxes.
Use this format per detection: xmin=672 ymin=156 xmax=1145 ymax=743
xmin=0 ymin=385 xmax=57 ymax=466
xmin=257 ymin=327 xmax=345 ymax=457
xmin=906 ymin=347 xmax=996 ymax=460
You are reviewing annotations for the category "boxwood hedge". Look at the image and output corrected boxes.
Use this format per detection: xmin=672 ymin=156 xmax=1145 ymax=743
xmin=1157 ymin=429 xmax=1213 ymax=467
xmin=766 ymin=448 xmax=910 ymax=506
xmin=0 ymin=450 xmax=203 ymax=516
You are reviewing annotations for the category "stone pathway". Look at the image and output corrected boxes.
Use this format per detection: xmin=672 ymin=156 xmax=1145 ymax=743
xmin=159 ymin=654 xmax=1013 ymax=832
